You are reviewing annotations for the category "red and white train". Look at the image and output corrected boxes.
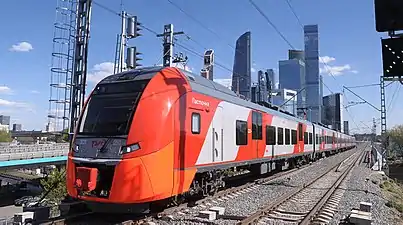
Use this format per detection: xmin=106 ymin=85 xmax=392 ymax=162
xmin=66 ymin=66 xmax=356 ymax=212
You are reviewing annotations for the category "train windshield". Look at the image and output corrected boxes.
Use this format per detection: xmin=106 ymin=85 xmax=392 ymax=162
xmin=78 ymin=80 xmax=150 ymax=136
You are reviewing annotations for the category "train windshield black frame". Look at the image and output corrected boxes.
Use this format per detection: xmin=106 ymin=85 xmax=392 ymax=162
xmin=78 ymin=80 xmax=149 ymax=136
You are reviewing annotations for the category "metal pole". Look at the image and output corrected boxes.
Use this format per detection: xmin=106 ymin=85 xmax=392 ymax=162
xmin=157 ymin=24 xmax=184 ymax=67
xmin=119 ymin=11 xmax=126 ymax=72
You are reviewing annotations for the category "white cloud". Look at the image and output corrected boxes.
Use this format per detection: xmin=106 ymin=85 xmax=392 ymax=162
xmin=214 ymin=78 xmax=232 ymax=89
xmin=30 ymin=90 xmax=40 ymax=94
xmin=88 ymin=62 xmax=115 ymax=83
xmin=9 ymin=41 xmax=33 ymax=52
xmin=0 ymin=86 xmax=12 ymax=94
xmin=319 ymin=56 xmax=336 ymax=64
xmin=320 ymin=64 xmax=354 ymax=76
xmin=0 ymin=99 xmax=30 ymax=108
xmin=251 ymin=67 xmax=256 ymax=73
xmin=318 ymin=56 xmax=358 ymax=76
xmin=87 ymin=61 xmax=193 ymax=84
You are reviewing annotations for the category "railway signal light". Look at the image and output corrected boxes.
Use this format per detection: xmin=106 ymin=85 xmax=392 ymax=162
xmin=381 ymin=37 xmax=403 ymax=77
xmin=374 ymin=0 xmax=403 ymax=32
xmin=127 ymin=16 xmax=142 ymax=38
xmin=126 ymin=46 xmax=142 ymax=69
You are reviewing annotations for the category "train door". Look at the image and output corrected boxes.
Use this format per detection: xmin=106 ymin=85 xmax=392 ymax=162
xmin=252 ymin=111 xmax=263 ymax=158
xmin=312 ymin=124 xmax=316 ymax=154
xmin=212 ymin=106 xmax=224 ymax=162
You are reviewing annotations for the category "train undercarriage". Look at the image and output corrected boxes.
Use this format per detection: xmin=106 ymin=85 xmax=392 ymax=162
xmin=151 ymin=146 xmax=356 ymax=211
xmin=69 ymin=146 xmax=356 ymax=214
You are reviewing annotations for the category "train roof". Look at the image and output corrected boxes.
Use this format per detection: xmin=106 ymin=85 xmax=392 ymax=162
xmin=99 ymin=66 xmax=352 ymax=136
xmin=178 ymin=69 xmax=313 ymax=126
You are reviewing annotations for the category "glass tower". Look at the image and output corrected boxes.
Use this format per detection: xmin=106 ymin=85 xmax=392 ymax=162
xmin=279 ymin=59 xmax=306 ymax=117
xmin=304 ymin=24 xmax=322 ymax=123
xmin=231 ymin=32 xmax=251 ymax=100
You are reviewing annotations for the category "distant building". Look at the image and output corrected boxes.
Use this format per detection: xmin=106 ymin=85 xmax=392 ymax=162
xmin=0 ymin=124 xmax=8 ymax=133
xmin=289 ymin=49 xmax=304 ymax=61
xmin=279 ymin=59 xmax=305 ymax=117
xmin=304 ymin=24 xmax=322 ymax=123
xmin=257 ymin=70 xmax=267 ymax=103
xmin=0 ymin=115 xmax=10 ymax=126
xmin=231 ymin=31 xmax=252 ymax=100
xmin=12 ymin=124 xmax=22 ymax=131
xmin=343 ymin=121 xmax=349 ymax=134
xmin=271 ymin=88 xmax=298 ymax=115
xmin=319 ymin=75 xmax=323 ymax=102
xmin=265 ymin=69 xmax=278 ymax=90
xmin=322 ymin=93 xmax=344 ymax=132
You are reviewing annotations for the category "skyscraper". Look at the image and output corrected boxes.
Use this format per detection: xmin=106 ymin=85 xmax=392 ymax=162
xmin=343 ymin=121 xmax=349 ymax=134
xmin=279 ymin=59 xmax=306 ymax=117
xmin=231 ymin=31 xmax=251 ymax=99
xmin=289 ymin=50 xmax=304 ymax=61
xmin=12 ymin=124 xmax=22 ymax=131
xmin=0 ymin=115 xmax=10 ymax=125
xmin=319 ymin=75 xmax=323 ymax=101
xmin=257 ymin=70 xmax=267 ymax=102
xmin=304 ymin=25 xmax=322 ymax=123
xmin=265 ymin=69 xmax=277 ymax=90
xmin=322 ymin=93 xmax=343 ymax=132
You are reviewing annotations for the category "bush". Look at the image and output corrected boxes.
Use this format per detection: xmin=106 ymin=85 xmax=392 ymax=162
xmin=0 ymin=130 xmax=12 ymax=142
xmin=40 ymin=168 xmax=67 ymax=205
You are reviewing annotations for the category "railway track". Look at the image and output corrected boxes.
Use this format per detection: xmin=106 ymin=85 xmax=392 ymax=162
xmin=235 ymin=148 xmax=364 ymax=225
xmin=39 ymin=166 xmax=303 ymax=225
xmin=38 ymin=145 xmax=363 ymax=225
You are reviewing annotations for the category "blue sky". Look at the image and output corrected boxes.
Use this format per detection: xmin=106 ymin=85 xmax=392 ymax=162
xmin=0 ymin=0 xmax=401 ymax=134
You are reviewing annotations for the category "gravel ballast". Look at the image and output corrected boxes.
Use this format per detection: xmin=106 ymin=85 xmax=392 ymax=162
xmin=148 ymin=147 xmax=363 ymax=225
xmin=330 ymin=163 xmax=402 ymax=225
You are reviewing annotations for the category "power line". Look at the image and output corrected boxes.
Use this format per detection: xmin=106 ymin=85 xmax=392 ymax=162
xmin=284 ymin=0 xmax=304 ymax=28
xmin=387 ymin=82 xmax=401 ymax=114
xmin=165 ymin=1 xmax=245 ymax=53
xmin=90 ymin=0 xmax=240 ymax=78
xmin=249 ymin=0 xmax=295 ymax=49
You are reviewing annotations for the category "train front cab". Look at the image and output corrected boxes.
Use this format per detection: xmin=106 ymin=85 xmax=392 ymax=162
xmin=66 ymin=67 xmax=194 ymax=211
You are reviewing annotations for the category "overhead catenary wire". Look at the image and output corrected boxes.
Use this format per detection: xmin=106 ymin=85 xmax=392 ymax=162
xmin=91 ymin=0 xmax=242 ymax=78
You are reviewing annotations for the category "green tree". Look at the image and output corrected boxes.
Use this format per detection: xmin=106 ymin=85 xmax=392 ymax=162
xmin=40 ymin=168 xmax=67 ymax=205
xmin=387 ymin=125 xmax=403 ymax=157
xmin=62 ymin=129 xmax=70 ymax=142
xmin=0 ymin=130 xmax=12 ymax=142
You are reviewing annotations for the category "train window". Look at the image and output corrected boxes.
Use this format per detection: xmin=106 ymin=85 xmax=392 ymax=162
xmin=298 ymin=123 xmax=303 ymax=141
xmin=252 ymin=111 xmax=262 ymax=140
xmin=291 ymin=130 xmax=297 ymax=144
xmin=309 ymin=133 xmax=313 ymax=145
xmin=236 ymin=120 xmax=248 ymax=145
xmin=277 ymin=127 xmax=284 ymax=145
xmin=304 ymin=132 xmax=308 ymax=144
xmin=191 ymin=113 xmax=201 ymax=134
xmin=266 ymin=125 xmax=276 ymax=145
xmin=285 ymin=128 xmax=290 ymax=145
xmin=316 ymin=134 xmax=319 ymax=144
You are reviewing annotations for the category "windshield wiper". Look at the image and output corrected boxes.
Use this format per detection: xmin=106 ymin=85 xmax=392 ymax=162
xmin=99 ymin=138 xmax=113 ymax=153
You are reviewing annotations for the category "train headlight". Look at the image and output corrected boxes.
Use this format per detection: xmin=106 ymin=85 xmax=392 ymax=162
xmin=72 ymin=144 xmax=79 ymax=153
xmin=119 ymin=143 xmax=140 ymax=154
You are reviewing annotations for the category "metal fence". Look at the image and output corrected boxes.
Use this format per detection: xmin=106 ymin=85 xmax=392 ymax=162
xmin=0 ymin=217 xmax=13 ymax=225
xmin=0 ymin=143 xmax=69 ymax=154
xmin=0 ymin=143 xmax=69 ymax=162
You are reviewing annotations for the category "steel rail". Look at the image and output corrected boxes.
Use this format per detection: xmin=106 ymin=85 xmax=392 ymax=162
xmin=236 ymin=146 xmax=363 ymax=225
